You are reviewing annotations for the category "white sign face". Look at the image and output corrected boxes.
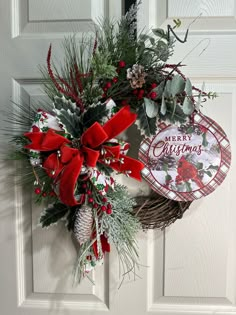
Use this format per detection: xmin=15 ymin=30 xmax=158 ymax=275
xmin=139 ymin=114 xmax=231 ymax=201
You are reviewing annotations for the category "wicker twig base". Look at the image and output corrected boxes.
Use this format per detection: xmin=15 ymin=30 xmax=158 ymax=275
xmin=134 ymin=192 xmax=192 ymax=229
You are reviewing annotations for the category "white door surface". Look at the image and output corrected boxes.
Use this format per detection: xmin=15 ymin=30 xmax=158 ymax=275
xmin=0 ymin=1 xmax=235 ymax=314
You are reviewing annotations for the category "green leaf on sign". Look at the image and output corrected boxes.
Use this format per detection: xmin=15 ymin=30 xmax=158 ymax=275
xmin=185 ymin=181 xmax=192 ymax=192
xmin=144 ymin=97 xmax=158 ymax=118
xmin=196 ymin=162 xmax=203 ymax=170
xmin=165 ymin=174 xmax=172 ymax=181
xmin=202 ymin=133 xmax=208 ymax=147
xmin=163 ymin=163 xmax=168 ymax=172
xmin=207 ymin=165 xmax=218 ymax=171
xmin=204 ymin=170 xmax=212 ymax=177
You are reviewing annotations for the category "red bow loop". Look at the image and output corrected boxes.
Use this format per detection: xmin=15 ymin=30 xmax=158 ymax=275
xmin=24 ymin=129 xmax=70 ymax=151
xmin=24 ymin=106 xmax=144 ymax=206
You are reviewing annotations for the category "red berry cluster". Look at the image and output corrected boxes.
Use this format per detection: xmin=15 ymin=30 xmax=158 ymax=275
xmin=102 ymin=76 xmax=119 ymax=98
xmin=82 ymin=182 xmax=112 ymax=215
xmin=100 ymin=197 xmax=112 ymax=215
xmin=132 ymin=82 xmax=158 ymax=101
xmin=34 ymin=187 xmax=56 ymax=198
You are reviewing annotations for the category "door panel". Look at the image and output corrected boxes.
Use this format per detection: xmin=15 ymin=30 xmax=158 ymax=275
xmin=0 ymin=1 xmax=121 ymax=314
xmin=138 ymin=1 xmax=236 ymax=314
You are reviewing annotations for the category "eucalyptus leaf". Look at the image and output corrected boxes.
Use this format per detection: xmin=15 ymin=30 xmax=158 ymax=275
xmin=139 ymin=34 xmax=151 ymax=41
xmin=182 ymin=97 xmax=194 ymax=115
xmin=170 ymin=75 xmax=185 ymax=96
xmin=185 ymin=78 xmax=193 ymax=96
xmin=149 ymin=37 xmax=155 ymax=45
xmin=156 ymin=41 xmax=169 ymax=61
xmin=136 ymin=103 xmax=157 ymax=137
xmin=161 ymin=94 xmax=167 ymax=115
xmin=164 ymin=80 xmax=172 ymax=97
xmin=144 ymin=98 xmax=158 ymax=118
xmin=152 ymin=28 xmax=167 ymax=39
xmin=171 ymin=97 xmax=177 ymax=119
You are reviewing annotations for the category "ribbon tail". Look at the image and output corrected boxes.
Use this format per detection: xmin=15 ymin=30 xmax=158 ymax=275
xmin=110 ymin=154 xmax=144 ymax=181
xmin=24 ymin=129 xmax=70 ymax=151
xmin=59 ymin=154 xmax=84 ymax=206
xmin=102 ymin=106 xmax=137 ymax=140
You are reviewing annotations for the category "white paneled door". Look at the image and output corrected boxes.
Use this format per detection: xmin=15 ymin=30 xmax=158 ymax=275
xmin=0 ymin=1 xmax=236 ymax=315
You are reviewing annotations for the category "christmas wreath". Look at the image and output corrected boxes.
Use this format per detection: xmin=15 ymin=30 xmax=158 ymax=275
xmin=8 ymin=2 xmax=231 ymax=283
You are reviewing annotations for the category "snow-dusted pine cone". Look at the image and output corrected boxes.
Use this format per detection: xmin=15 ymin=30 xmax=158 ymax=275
xmin=73 ymin=205 xmax=93 ymax=245
xmin=127 ymin=64 xmax=147 ymax=89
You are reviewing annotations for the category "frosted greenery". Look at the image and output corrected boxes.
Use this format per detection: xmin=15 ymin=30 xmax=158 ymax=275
xmin=100 ymin=184 xmax=141 ymax=279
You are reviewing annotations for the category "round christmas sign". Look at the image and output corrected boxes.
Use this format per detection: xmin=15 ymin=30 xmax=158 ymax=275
xmin=139 ymin=113 xmax=231 ymax=201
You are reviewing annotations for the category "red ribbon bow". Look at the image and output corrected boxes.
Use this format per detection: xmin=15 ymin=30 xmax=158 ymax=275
xmin=25 ymin=106 xmax=144 ymax=206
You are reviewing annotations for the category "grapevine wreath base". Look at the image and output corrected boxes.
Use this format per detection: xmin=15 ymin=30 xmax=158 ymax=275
xmin=134 ymin=192 xmax=192 ymax=229
xmin=6 ymin=2 xmax=231 ymax=283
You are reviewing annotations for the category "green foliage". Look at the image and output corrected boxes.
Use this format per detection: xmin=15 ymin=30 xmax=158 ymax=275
xmin=91 ymin=51 xmax=117 ymax=79
xmin=136 ymin=103 xmax=157 ymax=137
xmin=40 ymin=203 xmax=70 ymax=228
xmin=207 ymin=91 xmax=218 ymax=99
xmin=40 ymin=35 xmax=94 ymax=105
xmin=144 ymin=97 xmax=158 ymax=118
xmin=53 ymin=96 xmax=82 ymax=138
xmin=66 ymin=207 xmax=78 ymax=231
xmin=166 ymin=75 xmax=185 ymax=96
xmin=54 ymin=96 xmax=79 ymax=114
xmin=81 ymin=102 xmax=109 ymax=129
xmin=82 ymin=85 xmax=103 ymax=105
xmin=159 ymin=100 xmax=187 ymax=124
xmin=96 ymin=162 xmax=114 ymax=176
xmin=182 ymin=79 xmax=194 ymax=115
xmin=173 ymin=18 xmax=182 ymax=28
xmin=100 ymin=184 xmax=141 ymax=277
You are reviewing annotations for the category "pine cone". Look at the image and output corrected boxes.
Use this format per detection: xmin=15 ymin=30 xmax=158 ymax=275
xmin=73 ymin=205 xmax=93 ymax=245
xmin=127 ymin=64 xmax=147 ymax=89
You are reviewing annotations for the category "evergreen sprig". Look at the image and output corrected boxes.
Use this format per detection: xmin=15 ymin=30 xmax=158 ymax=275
xmin=100 ymin=184 xmax=141 ymax=278
xmin=40 ymin=202 xmax=70 ymax=228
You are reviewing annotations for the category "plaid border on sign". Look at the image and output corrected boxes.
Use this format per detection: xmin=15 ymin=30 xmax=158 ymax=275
xmin=138 ymin=113 xmax=231 ymax=201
